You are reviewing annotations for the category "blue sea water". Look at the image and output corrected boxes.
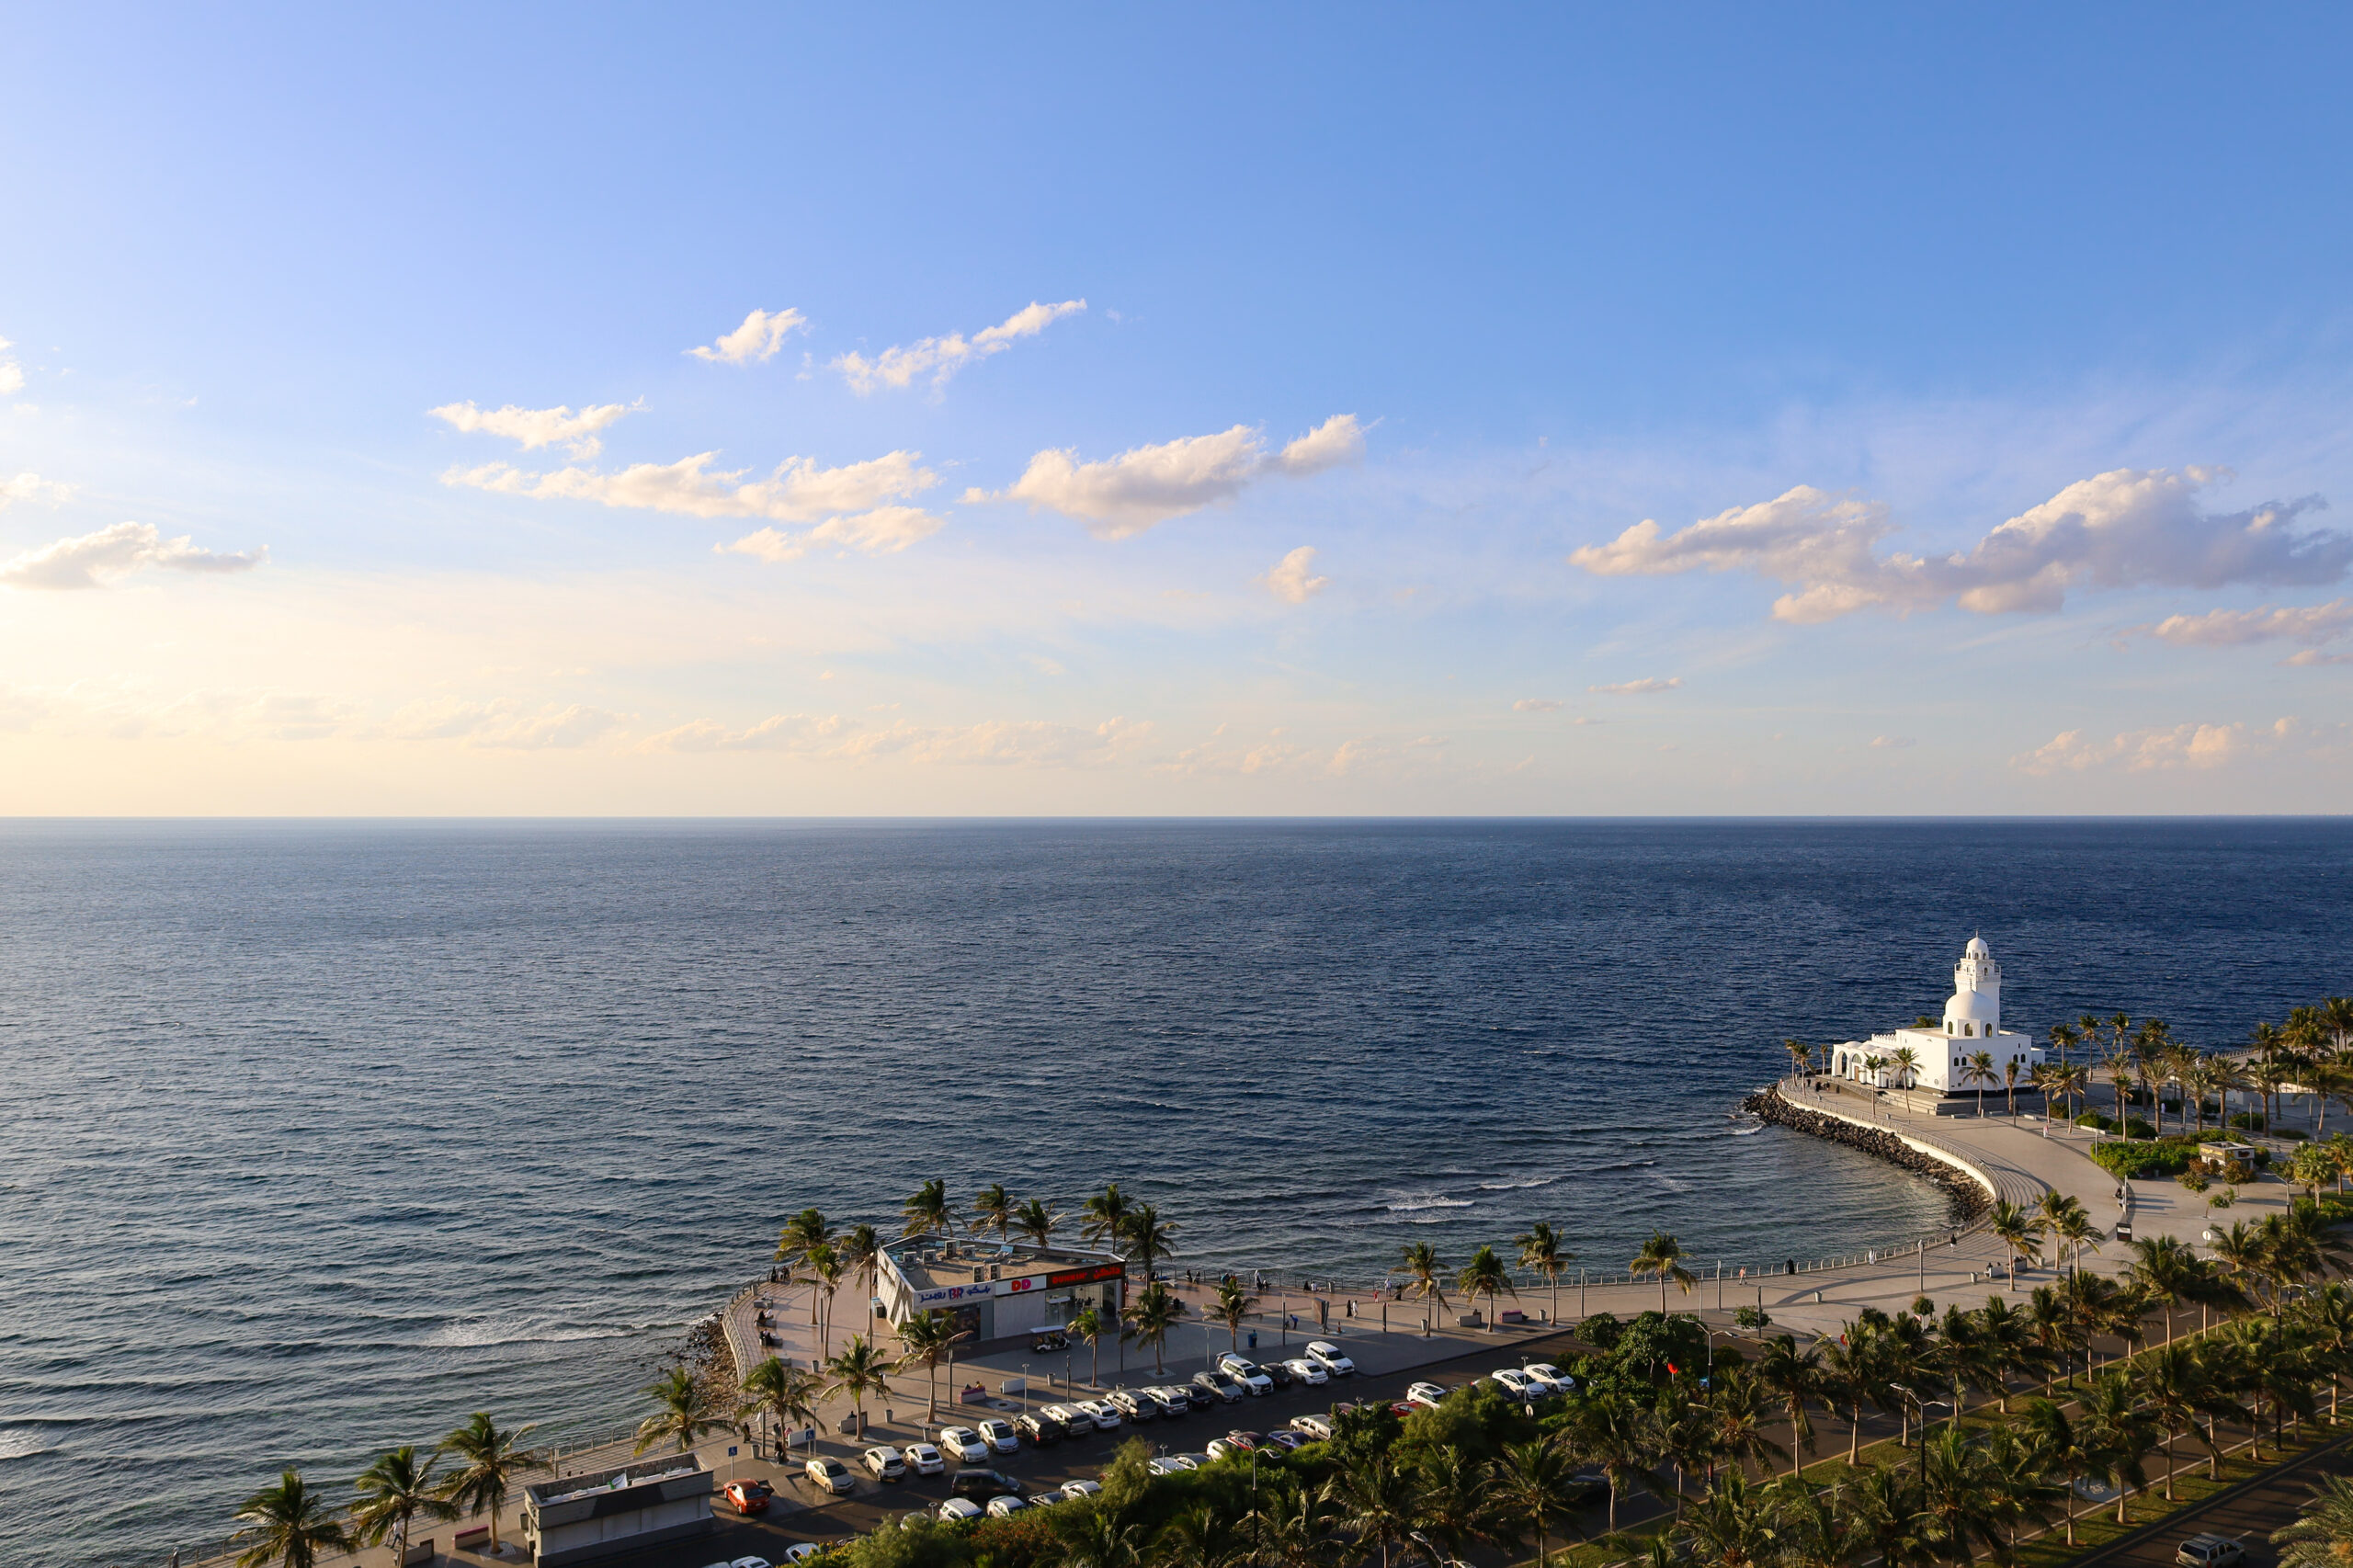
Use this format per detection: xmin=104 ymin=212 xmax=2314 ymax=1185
xmin=1 ymin=818 xmax=2347 ymax=1565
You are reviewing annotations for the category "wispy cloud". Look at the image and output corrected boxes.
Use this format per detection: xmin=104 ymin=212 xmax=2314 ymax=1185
xmin=972 ymin=414 xmax=1363 ymax=538
xmin=388 ymin=699 xmax=629 ymax=749
xmin=2120 ymin=598 xmax=2353 ymax=665
xmin=1570 ymin=468 xmax=2349 ymax=623
xmin=1262 ymin=545 xmax=1329 ymax=604
xmin=1588 ymin=676 xmax=1681 ymax=695
xmin=0 ymin=335 xmax=21 ymax=396
xmin=1 ymin=472 xmax=74 ymax=511
xmin=687 ymin=307 xmax=809 ymax=365
xmin=643 ymin=710 xmax=1150 ymax=767
xmin=1870 ymin=734 xmax=1916 ymax=749
xmin=1512 ymin=698 xmax=1563 ymax=711
xmin=446 ymin=449 xmax=945 ymax=561
xmin=833 ymin=300 xmax=1085 ymax=393
xmin=428 ymin=400 xmax=637 ymax=458
xmin=2011 ymin=716 xmax=2301 ymax=775
xmin=1 ymin=522 xmax=267 ymax=590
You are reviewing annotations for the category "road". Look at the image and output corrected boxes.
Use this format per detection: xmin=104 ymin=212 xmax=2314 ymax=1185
xmin=2081 ymin=1435 xmax=2353 ymax=1568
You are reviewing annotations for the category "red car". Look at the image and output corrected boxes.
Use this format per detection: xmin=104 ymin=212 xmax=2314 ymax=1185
xmin=724 ymin=1479 xmax=774 ymax=1515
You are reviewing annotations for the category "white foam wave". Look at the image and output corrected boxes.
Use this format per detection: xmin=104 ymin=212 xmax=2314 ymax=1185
xmin=1729 ymin=1122 xmax=1766 ymax=1136
xmin=1385 ymin=1196 xmax=1472 ymax=1212
xmin=0 ymin=1430 xmax=54 ymax=1461
xmin=1475 ymin=1176 xmax=1558 ymax=1190
xmin=422 ymin=1316 xmax=642 ymax=1349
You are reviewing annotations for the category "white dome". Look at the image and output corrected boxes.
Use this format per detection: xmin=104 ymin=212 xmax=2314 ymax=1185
xmin=1947 ymin=988 xmax=1997 ymax=1022
xmin=1964 ymin=936 xmax=1990 ymax=959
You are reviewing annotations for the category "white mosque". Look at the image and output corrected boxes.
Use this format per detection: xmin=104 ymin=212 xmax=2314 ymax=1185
xmin=1827 ymin=937 xmax=2040 ymax=1097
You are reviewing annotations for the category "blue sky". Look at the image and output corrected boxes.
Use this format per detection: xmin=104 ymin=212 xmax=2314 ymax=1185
xmin=4 ymin=6 xmax=2350 ymax=812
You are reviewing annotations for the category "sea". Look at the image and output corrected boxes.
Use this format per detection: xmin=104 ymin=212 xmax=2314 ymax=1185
xmin=1 ymin=818 xmax=2347 ymax=1565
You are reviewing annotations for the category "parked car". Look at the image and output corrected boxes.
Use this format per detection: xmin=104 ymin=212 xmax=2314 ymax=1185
xmin=1491 ymin=1369 xmax=1541 ymax=1400
xmin=977 ymin=1418 xmax=1020 ymax=1455
xmin=1075 ymin=1399 xmax=1122 ymax=1430
xmin=1191 ymin=1369 xmax=1245 ymax=1404
xmin=1108 ymin=1389 xmax=1157 ymax=1422
xmin=1147 ymin=1457 xmax=1188 ymax=1475
xmin=904 ymin=1442 xmax=944 ymax=1476
xmin=863 ymin=1446 xmax=908 ymax=1482
xmin=1013 ymin=1413 xmax=1063 ymax=1446
xmin=1524 ymin=1362 xmax=1574 ymax=1392
xmin=949 ymin=1469 xmax=1027 ymax=1502
xmin=1215 ymin=1355 xmax=1275 ymax=1395
xmin=1062 ymin=1479 xmax=1103 ymax=1502
xmin=1041 ymin=1403 xmax=1093 ymax=1432
xmin=1290 ymin=1414 xmax=1336 ymax=1439
xmin=1304 ymin=1341 xmax=1356 ymax=1376
xmin=2177 ymin=1538 xmax=2245 ymax=1568
xmin=1223 ymin=1430 xmax=1267 ymax=1450
xmin=938 ymin=1426 xmax=990 ymax=1463
xmin=1262 ymin=1359 xmax=1296 ymax=1389
xmin=723 ymin=1479 xmax=773 ymax=1514
xmin=804 ymin=1456 xmax=854 ymax=1495
xmin=782 ymin=1549 xmax=826 ymax=1566
xmin=1204 ymin=1437 xmax=1246 ymax=1460
xmin=1265 ymin=1430 xmax=1305 ymax=1452
xmin=732 ymin=1556 xmax=773 ymax=1568
xmin=937 ymin=1497 xmax=984 ymax=1522
xmin=1145 ymin=1386 xmax=1192 ymax=1417
xmin=1404 ymin=1381 xmax=1448 ymax=1409
xmin=1178 ymin=1381 xmax=1216 ymax=1410
xmin=1279 ymin=1358 xmax=1329 ymax=1386
xmin=986 ymin=1495 xmax=1029 ymax=1517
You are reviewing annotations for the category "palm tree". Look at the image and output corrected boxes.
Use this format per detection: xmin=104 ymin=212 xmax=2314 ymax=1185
xmin=1516 ymin=1222 xmax=1574 ymax=1325
xmin=1683 ymin=1468 xmax=1782 ymax=1568
xmin=1962 ymin=1048 xmax=1997 ymax=1118
xmin=1989 ymin=1199 xmax=2039 ymax=1290
xmin=838 ymin=1223 xmax=881 ymax=1327
xmin=1155 ymin=1504 xmax=1242 ymax=1568
xmin=2021 ymin=1397 xmax=2098 ymax=1546
xmin=1080 ymin=1183 xmax=1133 ymax=1251
xmin=1815 ymin=1327 xmax=1885 ymax=1465
xmin=1631 ymin=1232 xmax=1696 ymax=1315
xmin=971 ymin=1182 xmax=1014 ymax=1240
xmin=2004 ymin=1056 xmax=2026 ymax=1118
xmin=1120 ymin=1279 xmax=1187 ymax=1374
xmin=1120 ymin=1204 xmax=1177 ymax=1279
xmin=1487 ymin=1437 xmax=1585 ymax=1568
xmin=1973 ymin=1296 xmax=2051 ymax=1414
xmin=233 ymin=1470 xmax=352 ymax=1568
xmin=1890 ymin=1044 xmax=1922 ymax=1091
xmin=739 ymin=1356 xmax=823 ymax=1459
xmin=1069 ymin=1305 xmax=1108 ymax=1386
xmin=803 ymin=1238 xmax=846 ymax=1360
xmin=1321 ymin=1455 xmax=1424 ymax=1568
xmin=775 ymin=1208 xmax=833 ymax=1329
xmin=436 ymin=1413 xmax=545 ymax=1557
xmin=1250 ymin=1483 xmax=1340 ymax=1568
xmin=893 ymin=1308 xmax=972 ymax=1420
xmin=2077 ymin=1369 xmax=2160 ymax=1524
xmin=1784 ymin=1039 xmax=1814 ymax=1078
xmin=1756 ymin=1334 xmax=1824 ymax=1474
xmin=1698 ymin=1364 xmax=1791 ymax=1474
xmin=1213 ymin=1278 xmax=1258 ymax=1351
xmin=634 ymin=1366 xmax=725 ymax=1455
xmin=2127 ymin=1235 xmax=2203 ymax=1346
xmin=903 ymin=1178 xmax=953 ymax=1238
xmin=2137 ymin=1342 xmax=2245 ymax=1500
xmin=1564 ymin=1389 xmax=1665 ymax=1530
xmin=2106 ymin=1051 xmax=2137 ymax=1131
xmin=822 ymin=1335 xmax=892 ymax=1440
xmin=1455 ymin=1244 xmax=1517 ymax=1333
xmin=2274 ymin=1473 xmax=2353 ymax=1568
xmin=351 ymin=1447 xmax=458 ymax=1568
xmin=1415 ymin=1442 xmax=1498 ymax=1561
xmin=1399 ymin=1241 xmax=1448 ymax=1332
xmin=2291 ymin=1282 xmax=2353 ymax=1421
xmin=1013 ymin=1198 xmax=1059 ymax=1248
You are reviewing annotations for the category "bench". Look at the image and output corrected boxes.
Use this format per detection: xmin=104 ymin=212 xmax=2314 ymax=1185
xmin=403 ymin=1540 xmax=437 ymax=1566
xmin=453 ymin=1525 xmax=490 ymax=1551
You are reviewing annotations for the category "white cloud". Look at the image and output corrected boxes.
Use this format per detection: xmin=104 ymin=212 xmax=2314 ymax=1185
xmin=1870 ymin=734 xmax=1917 ymax=749
xmin=428 ymin=400 xmax=636 ymax=458
xmin=0 ymin=336 xmax=20 ymax=396
xmin=0 ymin=522 xmax=267 ymax=590
xmin=972 ymin=414 xmax=1363 ymax=539
xmin=2123 ymin=599 xmax=2353 ymax=664
xmin=2010 ymin=717 xmax=2301 ymax=775
xmin=448 ymin=449 xmax=944 ymax=561
xmin=1 ymin=472 xmax=74 ymax=511
xmin=1570 ymin=468 xmax=2350 ymax=623
xmin=1512 ymin=698 xmax=1563 ymax=711
xmin=832 ymin=300 xmax=1085 ymax=393
xmin=1263 ymin=546 xmax=1329 ymax=604
xmin=1588 ymin=676 xmax=1682 ymax=695
xmin=687 ymin=307 xmax=809 ymax=365
xmin=643 ymin=710 xmax=1149 ymax=767
xmin=388 ymin=698 xmax=628 ymax=749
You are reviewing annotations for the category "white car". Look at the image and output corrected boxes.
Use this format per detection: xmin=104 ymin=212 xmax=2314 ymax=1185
xmin=937 ymin=1497 xmax=983 ymax=1522
xmin=1204 ymin=1437 xmax=1248 ymax=1460
xmin=803 ymin=1456 xmax=855 ymax=1494
xmin=1290 ymin=1414 xmax=1336 ymax=1439
xmin=1279 ymin=1358 xmax=1329 ymax=1386
xmin=732 ymin=1559 xmax=774 ymax=1568
xmin=985 ymin=1495 xmax=1029 ymax=1517
xmin=1147 ymin=1456 xmax=1188 ymax=1475
xmin=1304 ymin=1340 xmax=1356 ymax=1376
xmin=1491 ymin=1369 xmax=1541 ymax=1399
xmin=863 ymin=1445 xmax=907 ymax=1481
xmin=1524 ymin=1362 xmax=1573 ymax=1392
xmin=1062 ymin=1479 xmax=1103 ymax=1501
xmin=1042 ymin=1402 xmax=1094 ymax=1431
xmin=1404 ymin=1381 xmax=1447 ymax=1409
xmin=782 ymin=1549 xmax=825 ymax=1566
xmin=1215 ymin=1355 xmax=1276 ymax=1395
xmin=1146 ymin=1386 xmax=1192 ymax=1416
xmin=904 ymin=1442 xmax=944 ymax=1476
xmin=938 ymin=1426 xmax=990 ymax=1463
xmin=977 ymin=1418 xmax=1020 ymax=1454
xmin=1074 ymin=1399 xmax=1122 ymax=1430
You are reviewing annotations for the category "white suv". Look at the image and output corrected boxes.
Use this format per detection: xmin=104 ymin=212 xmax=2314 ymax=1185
xmin=1216 ymin=1354 xmax=1276 ymax=1395
xmin=1304 ymin=1340 xmax=1356 ymax=1376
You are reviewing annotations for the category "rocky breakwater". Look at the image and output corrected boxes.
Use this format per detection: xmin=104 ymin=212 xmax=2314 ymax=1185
xmin=1741 ymin=1084 xmax=1989 ymax=1225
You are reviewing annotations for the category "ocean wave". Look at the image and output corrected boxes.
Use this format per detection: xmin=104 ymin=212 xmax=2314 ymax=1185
xmin=1587 ymin=1157 xmax=1656 ymax=1173
xmin=1475 ymin=1176 xmax=1558 ymax=1190
xmin=0 ymin=1431 xmax=54 ymax=1461
xmin=1729 ymin=1122 xmax=1766 ymax=1136
xmin=1384 ymin=1196 xmax=1473 ymax=1212
xmin=421 ymin=1316 xmax=645 ymax=1350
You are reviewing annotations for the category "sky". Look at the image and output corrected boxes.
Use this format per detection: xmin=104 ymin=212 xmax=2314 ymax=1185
xmin=4 ymin=6 xmax=2351 ymax=814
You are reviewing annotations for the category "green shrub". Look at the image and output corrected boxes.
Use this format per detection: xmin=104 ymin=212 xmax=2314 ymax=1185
xmin=2281 ymin=1128 xmax=2311 ymax=1142
xmin=2089 ymin=1138 xmax=2196 ymax=1179
xmin=2230 ymin=1111 xmax=2267 ymax=1131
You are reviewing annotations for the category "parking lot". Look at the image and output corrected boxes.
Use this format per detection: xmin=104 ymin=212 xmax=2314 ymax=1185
xmin=590 ymin=1328 xmax=1586 ymax=1567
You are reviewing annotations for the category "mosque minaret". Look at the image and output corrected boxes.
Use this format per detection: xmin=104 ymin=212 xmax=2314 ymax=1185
xmin=1829 ymin=936 xmax=2039 ymax=1100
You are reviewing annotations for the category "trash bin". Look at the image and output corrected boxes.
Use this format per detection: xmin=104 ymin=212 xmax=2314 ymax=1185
xmin=1247 ymin=1330 xmax=1257 ymax=1349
